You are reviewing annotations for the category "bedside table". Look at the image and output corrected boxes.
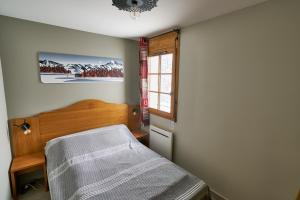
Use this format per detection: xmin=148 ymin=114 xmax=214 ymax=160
xmin=132 ymin=129 xmax=149 ymax=146
xmin=10 ymin=152 xmax=48 ymax=200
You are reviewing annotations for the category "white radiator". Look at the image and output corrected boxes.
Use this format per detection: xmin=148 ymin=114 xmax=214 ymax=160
xmin=149 ymin=125 xmax=173 ymax=161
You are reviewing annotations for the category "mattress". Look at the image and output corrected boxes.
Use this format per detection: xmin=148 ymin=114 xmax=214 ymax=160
xmin=45 ymin=124 xmax=207 ymax=200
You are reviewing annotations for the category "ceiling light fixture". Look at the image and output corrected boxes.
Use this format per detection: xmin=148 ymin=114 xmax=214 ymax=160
xmin=112 ymin=0 xmax=159 ymax=19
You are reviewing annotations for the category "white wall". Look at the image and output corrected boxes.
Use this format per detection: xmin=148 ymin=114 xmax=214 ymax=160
xmin=151 ymin=0 xmax=300 ymax=199
xmin=0 ymin=16 xmax=139 ymax=119
xmin=0 ymin=58 xmax=12 ymax=200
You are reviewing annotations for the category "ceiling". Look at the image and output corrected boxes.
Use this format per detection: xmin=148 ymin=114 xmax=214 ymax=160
xmin=0 ymin=0 xmax=268 ymax=39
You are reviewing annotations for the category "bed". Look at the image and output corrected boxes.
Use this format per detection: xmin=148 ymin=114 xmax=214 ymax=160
xmin=10 ymin=100 xmax=209 ymax=200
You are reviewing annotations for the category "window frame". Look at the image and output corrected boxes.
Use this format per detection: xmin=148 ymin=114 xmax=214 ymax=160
xmin=147 ymin=31 xmax=180 ymax=121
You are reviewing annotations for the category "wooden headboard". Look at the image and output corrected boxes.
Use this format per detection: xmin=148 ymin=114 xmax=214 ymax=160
xmin=10 ymin=99 xmax=139 ymax=157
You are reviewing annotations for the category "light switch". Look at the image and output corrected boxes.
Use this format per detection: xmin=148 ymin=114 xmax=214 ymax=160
xmin=169 ymin=121 xmax=175 ymax=130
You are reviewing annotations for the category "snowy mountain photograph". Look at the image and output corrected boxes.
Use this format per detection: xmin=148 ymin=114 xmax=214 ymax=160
xmin=39 ymin=52 xmax=124 ymax=83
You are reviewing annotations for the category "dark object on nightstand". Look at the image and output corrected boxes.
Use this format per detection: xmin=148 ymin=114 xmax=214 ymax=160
xmin=20 ymin=178 xmax=44 ymax=194
xmin=132 ymin=129 xmax=149 ymax=147
xmin=10 ymin=152 xmax=48 ymax=200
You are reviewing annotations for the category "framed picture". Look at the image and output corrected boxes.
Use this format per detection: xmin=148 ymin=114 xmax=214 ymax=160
xmin=39 ymin=52 xmax=124 ymax=83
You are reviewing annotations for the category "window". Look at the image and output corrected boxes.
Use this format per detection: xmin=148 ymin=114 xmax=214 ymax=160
xmin=148 ymin=53 xmax=173 ymax=113
xmin=147 ymin=31 xmax=179 ymax=120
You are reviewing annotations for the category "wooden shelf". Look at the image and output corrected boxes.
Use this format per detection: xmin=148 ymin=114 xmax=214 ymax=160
xmin=10 ymin=152 xmax=45 ymax=172
xmin=132 ymin=129 xmax=149 ymax=146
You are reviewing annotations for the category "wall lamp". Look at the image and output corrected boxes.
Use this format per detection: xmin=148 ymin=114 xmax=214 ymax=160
xmin=132 ymin=107 xmax=139 ymax=116
xmin=14 ymin=120 xmax=31 ymax=135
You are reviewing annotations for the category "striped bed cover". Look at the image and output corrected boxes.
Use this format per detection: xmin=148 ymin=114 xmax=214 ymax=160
xmin=45 ymin=124 xmax=207 ymax=200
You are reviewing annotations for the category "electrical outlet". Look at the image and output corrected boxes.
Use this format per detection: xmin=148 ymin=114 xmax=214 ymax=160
xmin=169 ymin=121 xmax=175 ymax=130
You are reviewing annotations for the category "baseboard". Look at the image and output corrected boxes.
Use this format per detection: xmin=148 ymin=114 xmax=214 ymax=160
xmin=210 ymin=189 xmax=229 ymax=200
